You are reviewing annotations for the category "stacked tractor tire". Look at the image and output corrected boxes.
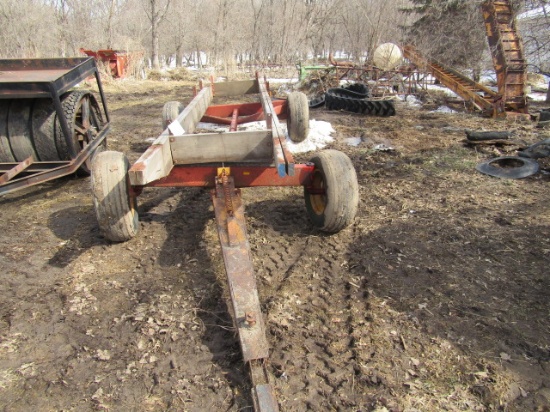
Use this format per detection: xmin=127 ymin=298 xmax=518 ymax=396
xmin=0 ymin=91 xmax=103 ymax=173
xmin=309 ymin=83 xmax=396 ymax=117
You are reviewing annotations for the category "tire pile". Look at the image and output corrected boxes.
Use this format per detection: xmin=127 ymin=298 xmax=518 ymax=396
xmin=0 ymin=91 xmax=103 ymax=163
xmin=309 ymin=83 xmax=396 ymax=117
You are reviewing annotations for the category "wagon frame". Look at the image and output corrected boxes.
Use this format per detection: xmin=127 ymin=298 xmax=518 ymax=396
xmin=91 ymin=74 xmax=359 ymax=411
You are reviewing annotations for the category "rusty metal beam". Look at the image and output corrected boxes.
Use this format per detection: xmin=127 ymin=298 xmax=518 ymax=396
xmin=403 ymin=46 xmax=498 ymax=116
xmin=211 ymin=175 xmax=278 ymax=412
xmin=147 ymin=163 xmax=314 ymax=189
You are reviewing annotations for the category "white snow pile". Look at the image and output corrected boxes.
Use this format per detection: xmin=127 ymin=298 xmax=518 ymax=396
xmin=528 ymin=92 xmax=548 ymax=102
xmin=344 ymin=137 xmax=362 ymax=147
xmin=285 ymin=120 xmax=335 ymax=153
xmin=401 ymin=95 xmax=423 ymax=107
xmin=430 ymin=106 xmax=457 ymax=114
xmin=194 ymin=119 xmax=335 ymax=154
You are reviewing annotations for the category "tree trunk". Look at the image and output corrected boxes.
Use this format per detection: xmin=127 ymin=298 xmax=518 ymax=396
xmin=152 ymin=27 xmax=160 ymax=69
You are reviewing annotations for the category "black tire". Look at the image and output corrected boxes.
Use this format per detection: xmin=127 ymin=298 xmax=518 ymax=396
xmin=304 ymin=150 xmax=359 ymax=233
xmin=7 ymin=99 xmax=38 ymax=161
xmin=308 ymin=95 xmax=326 ymax=109
xmin=91 ymin=151 xmax=139 ymax=242
xmin=162 ymin=101 xmax=184 ymax=130
xmin=0 ymin=100 xmax=15 ymax=162
xmin=287 ymin=92 xmax=309 ymax=143
xmin=343 ymin=83 xmax=370 ymax=97
xmin=56 ymin=91 xmax=106 ymax=175
xmin=31 ymin=98 xmax=59 ymax=161
xmin=476 ymin=156 xmax=539 ymax=179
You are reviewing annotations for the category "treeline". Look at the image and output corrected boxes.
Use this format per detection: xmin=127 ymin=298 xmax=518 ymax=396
xmin=0 ymin=0 xmax=548 ymax=75
xmin=0 ymin=0 xmax=412 ymax=67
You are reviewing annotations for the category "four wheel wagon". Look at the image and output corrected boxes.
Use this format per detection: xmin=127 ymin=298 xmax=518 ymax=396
xmin=91 ymin=74 xmax=360 ymax=412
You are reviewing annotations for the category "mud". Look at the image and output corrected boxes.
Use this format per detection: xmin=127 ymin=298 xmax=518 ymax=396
xmin=1 ymin=79 xmax=549 ymax=411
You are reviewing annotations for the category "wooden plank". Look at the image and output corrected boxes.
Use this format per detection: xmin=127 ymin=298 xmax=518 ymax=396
xmin=258 ymin=81 xmax=293 ymax=176
xmin=177 ymin=86 xmax=213 ymax=134
xmin=171 ymin=131 xmax=273 ymax=164
xmin=129 ymin=134 xmax=173 ymax=186
xmin=213 ymin=80 xmax=259 ymax=97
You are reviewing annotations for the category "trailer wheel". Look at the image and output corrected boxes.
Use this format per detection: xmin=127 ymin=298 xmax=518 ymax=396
xmin=287 ymin=92 xmax=309 ymax=143
xmin=56 ymin=91 xmax=106 ymax=175
xmin=7 ymin=99 xmax=39 ymax=161
xmin=91 ymin=151 xmax=139 ymax=242
xmin=162 ymin=101 xmax=184 ymax=130
xmin=0 ymin=100 xmax=15 ymax=162
xmin=304 ymin=150 xmax=359 ymax=233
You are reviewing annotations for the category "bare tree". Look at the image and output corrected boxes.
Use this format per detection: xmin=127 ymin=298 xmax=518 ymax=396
xmin=144 ymin=0 xmax=171 ymax=69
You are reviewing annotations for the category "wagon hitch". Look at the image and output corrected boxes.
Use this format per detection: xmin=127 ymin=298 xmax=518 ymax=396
xmin=211 ymin=169 xmax=279 ymax=412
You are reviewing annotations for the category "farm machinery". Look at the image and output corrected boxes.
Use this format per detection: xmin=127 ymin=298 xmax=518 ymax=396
xmin=90 ymin=74 xmax=359 ymax=411
xmin=0 ymin=57 xmax=109 ymax=195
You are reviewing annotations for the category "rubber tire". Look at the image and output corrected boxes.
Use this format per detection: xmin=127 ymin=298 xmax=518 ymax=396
xmin=91 ymin=151 xmax=139 ymax=242
xmin=31 ymin=98 xmax=60 ymax=161
xmin=475 ymin=156 xmax=539 ymax=179
xmin=0 ymin=100 xmax=15 ymax=162
xmin=304 ymin=149 xmax=359 ymax=233
xmin=287 ymin=92 xmax=309 ymax=143
xmin=8 ymin=99 xmax=38 ymax=161
xmin=56 ymin=91 xmax=105 ymax=175
xmin=162 ymin=101 xmax=184 ymax=130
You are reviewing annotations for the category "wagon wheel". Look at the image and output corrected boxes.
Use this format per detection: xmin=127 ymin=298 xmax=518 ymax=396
xmin=287 ymin=92 xmax=309 ymax=143
xmin=91 ymin=151 xmax=139 ymax=242
xmin=56 ymin=91 xmax=106 ymax=175
xmin=162 ymin=101 xmax=184 ymax=130
xmin=304 ymin=150 xmax=359 ymax=233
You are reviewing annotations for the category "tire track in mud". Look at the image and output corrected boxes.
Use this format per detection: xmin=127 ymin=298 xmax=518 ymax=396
xmin=245 ymin=199 xmax=369 ymax=410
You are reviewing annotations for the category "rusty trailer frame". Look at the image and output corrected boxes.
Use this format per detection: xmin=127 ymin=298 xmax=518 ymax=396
xmin=129 ymin=75 xmax=312 ymax=411
xmin=0 ymin=57 xmax=110 ymax=195
xmin=92 ymin=73 xmax=358 ymax=410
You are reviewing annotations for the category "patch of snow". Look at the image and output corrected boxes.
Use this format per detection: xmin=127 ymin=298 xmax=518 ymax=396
xmin=430 ymin=106 xmax=457 ymax=114
xmin=518 ymin=6 xmax=549 ymax=20
xmin=195 ymin=119 xmax=335 ymax=154
xmin=196 ymin=122 xmax=229 ymax=132
xmin=402 ymin=95 xmax=422 ymax=107
xmin=345 ymin=137 xmax=362 ymax=147
xmin=426 ymin=84 xmax=459 ymax=97
xmin=286 ymin=120 xmax=335 ymax=153
xmin=528 ymin=92 xmax=548 ymax=102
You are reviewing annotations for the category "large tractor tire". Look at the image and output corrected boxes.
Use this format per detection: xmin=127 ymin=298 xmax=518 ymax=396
xmin=91 ymin=151 xmax=139 ymax=242
xmin=162 ymin=101 xmax=184 ymax=130
xmin=304 ymin=150 xmax=359 ymax=233
xmin=31 ymin=98 xmax=61 ymax=161
xmin=7 ymin=99 xmax=38 ymax=161
xmin=287 ymin=92 xmax=309 ymax=143
xmin=0 ymin=100 xmax=15 ymax=162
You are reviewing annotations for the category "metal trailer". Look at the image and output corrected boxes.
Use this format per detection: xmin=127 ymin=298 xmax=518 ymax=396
xmin=91 ymin=74 xmax=359 ymax=411
xmin=0 ymin=57 xmax=110 ymax=195
xmin=80 ymin=49 xmax=131 ymax=79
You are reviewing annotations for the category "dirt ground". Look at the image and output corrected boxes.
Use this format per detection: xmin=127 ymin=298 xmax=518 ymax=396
xmin=1 ymin=77 xmax=549 ymax=412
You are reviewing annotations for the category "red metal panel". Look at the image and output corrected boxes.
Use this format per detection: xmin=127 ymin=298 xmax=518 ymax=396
xmin=145 ymin=164 xmax=314 ymax=188
xmin=202 ymin=100 xmax=287 ymax=125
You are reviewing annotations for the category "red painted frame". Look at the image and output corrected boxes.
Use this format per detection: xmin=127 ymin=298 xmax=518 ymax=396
xmin=146 ymin=163 xmax=315 ymax=189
